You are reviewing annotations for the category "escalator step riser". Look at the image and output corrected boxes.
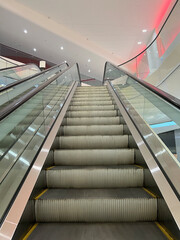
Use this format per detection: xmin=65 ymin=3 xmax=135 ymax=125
xmin=70 ymin=101 xmax=113 ymax=106
xmin=62 ymin=117 xmax=125 ymax=126
xmin=73 ymin=94 xmax=110 ymax=97
xmin=35 ymin=199 xmax=157 ymax=222
xmin=68 ymin=105 xmax=115 ymax=111
xmin=54 ymin=149 xmax=134 ymax=165
xmin=59 ymin=125 xmax=123 ymax=136
xmin=46 ymin=168 xmax=143 ymax=188
xmin=72 ymin=97 xmax=112 ymax=101
xmin=66 ymin=110 xmax=118 ymax=118
xmin=58 ymin=135 xmax=128 ymax=149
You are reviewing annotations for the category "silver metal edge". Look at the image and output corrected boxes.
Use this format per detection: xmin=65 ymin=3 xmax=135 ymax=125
xmin=0 ymin=81 xmax=78 ymax=240
xmin=107 ymin=81 xmax=180 ymax=229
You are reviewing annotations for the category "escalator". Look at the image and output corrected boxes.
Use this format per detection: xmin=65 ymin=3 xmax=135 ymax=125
xmin=25 ymin=85 xmax=168 ymax=240
xmin=0 ymin=63 xmax=179 ymax=240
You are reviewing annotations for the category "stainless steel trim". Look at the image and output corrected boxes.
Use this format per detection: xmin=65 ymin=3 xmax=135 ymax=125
xmin=0 ymin=81 xmax=78 ymax=240
xmin=107 ymin=81 xmax=180 ymax=229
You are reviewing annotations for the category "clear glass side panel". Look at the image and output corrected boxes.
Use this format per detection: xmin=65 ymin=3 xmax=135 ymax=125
xmin=0 ymin=64 xmax=41 ymax=87
xmin=104 ymin=62 xmax=180 ymax=190
xmin=0 ymin=63 xmax=68 ymax=111
xmin=0 ymin=64 xmax=80 ymax=222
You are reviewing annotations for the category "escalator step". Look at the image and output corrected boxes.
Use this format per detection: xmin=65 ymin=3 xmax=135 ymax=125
xmin=35 ymin=188 xmax=157 ymax=222
xmin=66 ymin=110 xmax=118 ymax=117
xmin=54 ymin=149 xmax=134 ymax=165
xmin=62 ymin=116 xmax=125 ymax=126
xmin=46 ymin=165 xmax=143 ymax=188
xmin=59 ymin=125 xmax=124 ymax=136
xmin=27 ymin=222 xmax=167 ymax=240
xmin=58 ymin=135 xmax=128 ymax=149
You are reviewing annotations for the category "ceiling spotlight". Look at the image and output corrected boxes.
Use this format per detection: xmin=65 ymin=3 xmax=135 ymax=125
xmin=60 ymin=46 xmax=64 ymax=50
xmin=138 ymin=42 xmax=142 ymax=45
xmin=64 ymin=60 xmax=67 ymax=63
xmin=33 ymin=48 xmax=37 ymax=52
xmin=88 ymin=69 xmax=91 ymax=73
xmin=88 ymin=59 xmax=91 ymax=62
xmin=24 ymin=29 xmax=28 ymax=34
xmin=142 ymin=29 xmax=147 ymax=33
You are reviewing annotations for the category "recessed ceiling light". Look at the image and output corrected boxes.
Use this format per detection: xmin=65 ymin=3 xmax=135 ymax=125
xmin=60 ymin=46 xmax=64 ymax=50
xmin=88 ymin=69 xmax=91 ymax=73
xmin=24 ymin=29 xmax=28 ymax=34
xmin=33 ymin=48 xmax=37 ymax=52
xmin=138 ymin=42 xmax=142 ymax=45
xmin=88 ymin=59 xmax=91 ymax=62
xmin=142 ymin=29 xmax=147 ymax=33
xmin=64 ymin=60 xmax=67 ymax=63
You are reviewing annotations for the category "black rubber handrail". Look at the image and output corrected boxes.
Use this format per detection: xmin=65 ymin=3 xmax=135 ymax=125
xmin=0 ymin=62 xmax=39 ymax=72
xmin=0 ymin=63 xmax=80 ymax=121
xmin=0 ymin=62 xmax=68 ymax=93
xmin=117 ymin=0 xmax=178 ymax=67
xmin=103 ymin=62 xmax=180 ymax=109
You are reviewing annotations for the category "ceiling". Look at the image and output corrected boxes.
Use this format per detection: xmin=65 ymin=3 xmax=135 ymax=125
xmin=0 ymin=0 xmax=175 ymax=80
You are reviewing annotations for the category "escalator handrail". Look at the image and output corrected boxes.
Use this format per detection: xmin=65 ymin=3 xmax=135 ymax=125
xmin=117 ymin=0 xmax=178 ymax=67
xmin=103 ymin=61 xmax=180 ymax=109
xmin=0 ymin=63 xmax=75 ymax=121
xmin=0 ymin=62 xmax=69 ymax=93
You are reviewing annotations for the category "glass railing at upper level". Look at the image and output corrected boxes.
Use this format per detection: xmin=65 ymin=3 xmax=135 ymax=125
xmin=0 ymin=56 xmax=20 ymax=70
xmin=0 ymin=63 xmax=80 ymax=223
xmin=0 ymin=63 xmax=41 ymax=88
xmin=117 ymin=0 xmax=180 ymax=99
xmin=0 ymin=62 xmax=68 ymax=115
xmin=104 ymin=61 xmax=180 ymax=197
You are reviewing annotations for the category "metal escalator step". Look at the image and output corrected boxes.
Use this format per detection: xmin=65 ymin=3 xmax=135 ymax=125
xmin=70 ymin=101 xmax=113 ymax=106
xmin=54 ymin=149 xmax=134 ymax=165
xmin=71 ymin=97 xmax=112 ymax=101
xmin=68 ymin=105 xmax=115 ymax=111
xmin=66 ymin=110 xmax=118 ymax=118
xmin=73 ymin=93 xmax=110 ymax=97
xmin=59 ymin=125 xmax=123 ymax=136
xmin=35 ymin=188 xmax=157 ymax=222
xmin=27 ymin=222 xmax=168 ymax=240
xmin=46 ymin=166 xmax=143 ymax=188
xmin=58 ymin=135 xmax=128 ymax=149
xmin=62 ymin=116 xmax=123 ymax=126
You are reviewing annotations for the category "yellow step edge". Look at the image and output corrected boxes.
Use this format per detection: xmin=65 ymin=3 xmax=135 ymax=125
xmin=22 ymin=223 xmax=38 ymax=240
xmin=143 ymin=187 xmax=157 ymax=198
xmin=135 ymin=164 xmax=144 ymax=169
xmin=46 ymin=165 xmax=55 ymax=170
xmin=155 ymin=222 xmax=174 ymax=240
xmin=34 ymin=189 xmax=48 ymax=200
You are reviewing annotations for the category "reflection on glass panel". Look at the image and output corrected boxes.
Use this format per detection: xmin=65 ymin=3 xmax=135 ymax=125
xmin=0 ymin=64 xmax=80 ymax=221
xmin=0 ymin=63 xmax=68 ymax=111
xmin=104 ymin=62 xmax=180 ymax=161
xmin=104 ymin=61 xmax=180 ymax=196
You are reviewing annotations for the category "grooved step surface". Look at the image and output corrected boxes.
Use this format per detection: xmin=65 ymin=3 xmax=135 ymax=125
xmin=54 ymin=149 xmax=134 ymax=165
xmin=46 ymin=166 xmax=143 ymax=188
xmin=58 ymin=135 xmax=129 ymax=149
xmin=60 ymin=125 xmax=123 ymax=136
xmin=70 ymin=101 xmax=113 ymax=106
xmin=62 ymin=116 xmax=123 ymax=125
xmin=66 ymin=110 xmax=117 ymax=117
xmin=27 ymin=223 xmax=167 ymax=240
xmin=35 ymin=189 xmax=157 ymax=222
xmin=68 ymin=105 xmax=115 ymax=111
